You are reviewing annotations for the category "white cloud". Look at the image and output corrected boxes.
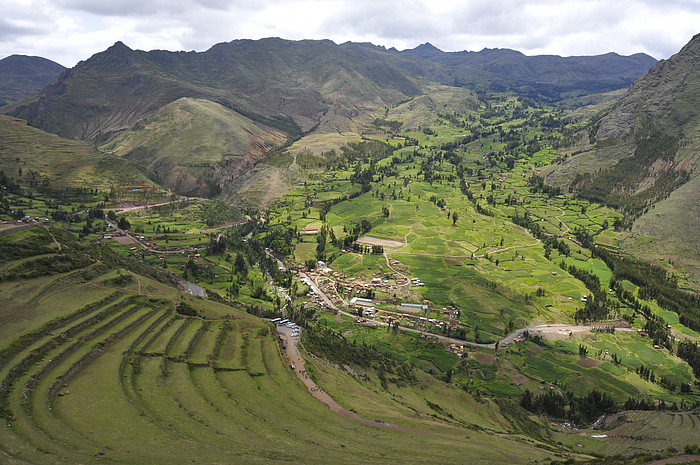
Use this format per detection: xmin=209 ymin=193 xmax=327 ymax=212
xmin=0 ymin=0 xmax=698 ymax=66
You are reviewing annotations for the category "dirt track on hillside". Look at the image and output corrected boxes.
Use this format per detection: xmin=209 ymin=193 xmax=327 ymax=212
xmin=275 ymin=325 xmax=530 ymax=460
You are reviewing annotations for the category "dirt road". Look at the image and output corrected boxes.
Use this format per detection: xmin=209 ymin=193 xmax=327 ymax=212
xmin=274 ymin=323 xmax=531 ymax=460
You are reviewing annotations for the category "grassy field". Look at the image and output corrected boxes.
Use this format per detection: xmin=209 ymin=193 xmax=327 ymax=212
xmin=2 ymin=87 xmax=699 ymax=463
xmin=249 ymin=94 xmax=700 ymax=418
xmin=0 ymin=228 xmax=575 ymax=464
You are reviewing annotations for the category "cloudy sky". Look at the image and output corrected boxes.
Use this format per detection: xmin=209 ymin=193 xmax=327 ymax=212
xmin=2 ymin=0 xmax=699 ymax=67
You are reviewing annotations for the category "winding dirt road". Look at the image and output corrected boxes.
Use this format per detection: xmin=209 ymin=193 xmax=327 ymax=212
xmin=275 ymin=324 xmax=531 ymax=460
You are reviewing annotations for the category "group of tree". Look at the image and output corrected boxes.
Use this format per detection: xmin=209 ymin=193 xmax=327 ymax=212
xmin=302 ymin=325 xmax=416 ymax=389
xmin=677 ymin=340 xmax=700 ymax=378
xmin=575 ymin=131 xmax=689 ymax=219
xmin=575 ymin=226 xmax=700 ymax=332
xmin=527 ymin=174 xmax=562 ymax=197
xmin=511 ymin=211 xmax=570 ymax=257
xmin=520 ymin=388 xmax=616 ymax=426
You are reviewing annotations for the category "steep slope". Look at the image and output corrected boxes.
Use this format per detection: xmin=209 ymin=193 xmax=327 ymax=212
xmin=0 ymin=115 xmax=150 ymax=191
xmin=4 ymin=39 xmax=432 ymax=143
xmin=4 ymin=42 xmax=240 ymax=142
xmin=1 ymin=38 xmax=659 ymax=201
xmin=100 ymin=97 xmax=288 ymax=196
xmin=0 ymin=55 xmax=65 ymax=107
xmin=546 ymin=33 xmax=700 ymax=283
xmin=397 ymin=42 xmax=656 ymax=98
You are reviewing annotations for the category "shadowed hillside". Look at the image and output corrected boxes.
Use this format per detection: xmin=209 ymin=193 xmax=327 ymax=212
xmin=545 ymin=33 xmax=700 ymax=283
xmin=0 ymin=55 xmax=65 ymax=107
xmin=2 ymin=38 xmax=659 ymax=201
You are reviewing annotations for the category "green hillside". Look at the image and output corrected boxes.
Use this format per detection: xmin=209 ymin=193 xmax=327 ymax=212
xmin=0 ymin=34 xmax=699 ymax=465
xmin=544 ymin=33 xmax=700 ymax=285
xmin=100 ymin=98 xmax=288 ymax=197
xmin=0 ymin=227 xmax=564 ymax=465
xmin=0 ymin=115 xmax=151 ymax=192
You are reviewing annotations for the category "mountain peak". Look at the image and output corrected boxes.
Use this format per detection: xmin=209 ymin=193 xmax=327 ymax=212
xmin=402 ymin=42 xmax=444 ymax=59
xmin=415 ymin=42 xmax=439 ymax=51
xmin=81 ymin=40 xmax=138 ymax=69
xmin=108 ymin=41 xmax=132 ymax=52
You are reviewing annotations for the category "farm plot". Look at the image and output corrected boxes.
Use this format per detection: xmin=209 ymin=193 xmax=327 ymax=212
xmin=0 ymin=270 xmax=562 ymax=464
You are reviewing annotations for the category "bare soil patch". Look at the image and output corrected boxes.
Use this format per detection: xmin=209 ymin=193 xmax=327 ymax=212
xmin=576 ymin=358 xmax=601 ymax=368
xmin=473 ymin=353 xmax=496 ymax=364
xmin=507 ymin=372 xmax=529 ymax=385
xmin=113 ymin=235 xmax=137 ymax=246
xmin=357 ymin=235 xmax=405 ymax=248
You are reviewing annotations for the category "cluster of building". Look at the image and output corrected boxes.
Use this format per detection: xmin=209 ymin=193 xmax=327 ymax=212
xmin=292 ymin=260 xmax=468 ymax=339
xmin=448 ymin=343 xmax=467 ymax=357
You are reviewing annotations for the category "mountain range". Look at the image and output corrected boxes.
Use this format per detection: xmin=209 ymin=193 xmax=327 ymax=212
xmin=0 ymin=39 xmax=657 ymax=198
xmin=394 ymin=42 xmax=656 ymax=98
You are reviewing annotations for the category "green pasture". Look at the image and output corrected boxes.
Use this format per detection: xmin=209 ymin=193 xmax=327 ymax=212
xmin=0 ymin=253 xmax=564 ymax=465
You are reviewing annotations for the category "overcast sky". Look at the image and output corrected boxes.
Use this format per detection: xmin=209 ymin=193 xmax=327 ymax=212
xmin=2 ymin=0 xmax=699 ymax=67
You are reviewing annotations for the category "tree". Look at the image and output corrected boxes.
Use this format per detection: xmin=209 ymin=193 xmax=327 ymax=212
xmin=234 ymin=254 xmax=247 ymax=275
xmin=520 ymin=389 xmax=533 ymax=410
xmin=117 ymin=216 xmax=131 ymax=230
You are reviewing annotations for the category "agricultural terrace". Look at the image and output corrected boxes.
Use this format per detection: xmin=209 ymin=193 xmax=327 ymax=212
xmin=0 ymin=228 xmax=563 ymax=464
xmin=256 ymin=95 xmax=700 ymax=404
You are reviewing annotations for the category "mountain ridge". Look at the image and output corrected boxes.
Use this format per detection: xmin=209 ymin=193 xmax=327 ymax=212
xmin=545 ymin=32 xmax=700 ymax=283
xmin=1 ymin=37 xmax=660 ymax=198
xmin=395 ymin=42 xmax=657 ymax=97
xmin=4 ymin=38 xmax=658 ymax=142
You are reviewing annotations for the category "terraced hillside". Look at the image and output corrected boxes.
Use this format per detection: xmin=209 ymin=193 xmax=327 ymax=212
xmin=0 ymin=115 xmax=153 ymax=193
xmin=0 ymin=227 xmax=565 ymax=464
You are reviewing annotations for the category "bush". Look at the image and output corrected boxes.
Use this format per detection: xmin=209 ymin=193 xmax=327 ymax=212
xmin=176 ymin=301 xmax=198 ymax=317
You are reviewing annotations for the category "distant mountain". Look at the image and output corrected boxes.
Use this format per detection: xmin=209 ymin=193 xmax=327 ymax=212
xmin=5 ymin=39 xmax=658 ymax=143
xmin=5 ymin=39 xmax=436 ymax=142
xmin=546 ymin=33 xmax=700 ymax=281
xmin=1 ymin=38 xmax=657 ymax=198
xmin=395 ymin=43 xmax=656 ymax=98
xmin=0 ymin=55 xmax=65 ymax=107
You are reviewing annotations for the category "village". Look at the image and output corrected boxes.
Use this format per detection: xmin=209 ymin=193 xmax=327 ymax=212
xmin=294 ymin=258 xmax=471 ymax=357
